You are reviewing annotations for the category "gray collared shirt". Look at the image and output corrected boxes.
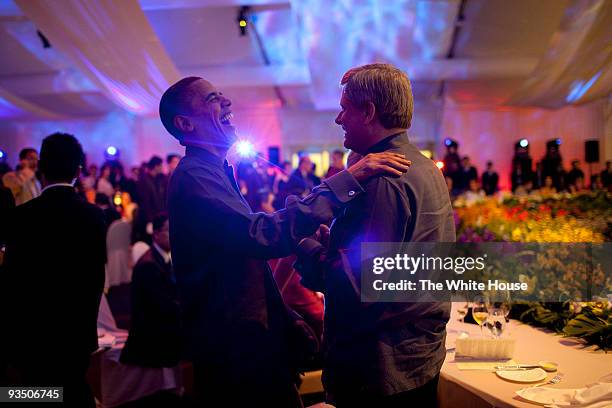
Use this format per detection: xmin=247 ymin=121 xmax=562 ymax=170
xmin=297 ymin=132 xmax=455 ymax=400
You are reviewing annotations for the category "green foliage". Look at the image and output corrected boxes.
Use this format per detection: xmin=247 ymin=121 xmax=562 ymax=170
xmin=510 ymin=301 xmax=611 ymax=351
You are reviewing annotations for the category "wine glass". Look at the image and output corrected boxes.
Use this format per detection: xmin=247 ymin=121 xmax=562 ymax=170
xmin=471 ymin=296 xmax=489 ymax=337
xmin=486 ymin=308 xmax=506 ymax=338
xmin=485 ymin=288 xmax=512 ymax=332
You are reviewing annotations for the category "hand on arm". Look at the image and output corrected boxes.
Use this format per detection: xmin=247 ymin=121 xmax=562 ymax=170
xmin=347 ymin=152 xmax=411 ymax=183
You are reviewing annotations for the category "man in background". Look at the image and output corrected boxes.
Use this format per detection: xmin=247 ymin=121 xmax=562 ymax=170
xmin=121 ymin=213 xmax=181 ymax=368
xmin=1 ymin=133 xmax=106 ymax=407
xmin=166 ymin=153 xmax=181 ymax=177
xmin=287 ymin=155 xmax=321 ymax=197
xmin=325 ymin=150 xmax=346 ymax=179
xmin=2 ymin=148 xmax=40 ymax=206
xmin=481 ymin=160 xmax=499 ymax=196
xmin=136 ymin=156 xmax=166 ymax=242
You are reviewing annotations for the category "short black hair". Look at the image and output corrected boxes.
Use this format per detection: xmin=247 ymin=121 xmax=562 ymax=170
xmin=148 ymin=156 xmax=163 ymax=169
xmin=152 ymin=212 xmax=169 ymax=232
xmin=159 ymin=76 xmax=203 ymax=140
xmin=39 ymin=132 xmax=83 ymax=183
xmin=486 ymin=160 xmax=493 ymax=166
xmin=166 ymin=153 xmax=180 ymax=164
xmin=19 ymin=148 xmax=37 ymax=160
xmin=332 ymin=150 xmax=344 ymax=158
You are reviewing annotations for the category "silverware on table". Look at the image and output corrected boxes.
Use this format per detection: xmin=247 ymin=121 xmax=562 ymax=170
xmin=533 ymin=373 xmax=564 ymax=388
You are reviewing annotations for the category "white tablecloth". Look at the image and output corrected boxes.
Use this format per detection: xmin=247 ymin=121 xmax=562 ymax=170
xmin=440 ymin=303 xmax=612 ymax=408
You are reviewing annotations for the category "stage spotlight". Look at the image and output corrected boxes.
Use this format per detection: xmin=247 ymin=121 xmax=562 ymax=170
xmin=519 ymin=139 xmax=529 ymax=148
xmin=435 ymin=160 xmax=444 ymax=170
xmin=444 ymin=138 xmax=458 ymax=149
xmin=237 ymin=6 xmax=250 ymax=36
xmin=236 ymin=140 xmax=255 ymax=158
xmin=0 ymin=150 xmax=5 ymax=159
xmin=556 ymin=138 xmax=561 ymax=145
xmin=105 ymin=146 xmax=119 ymax=160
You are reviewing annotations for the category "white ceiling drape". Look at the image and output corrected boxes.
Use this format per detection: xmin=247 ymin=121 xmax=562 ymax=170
xmin=508 ymin=0 xmax=612 ymax=108
xmin=15 ymin=0 xmax=180 ymax=115
xmin=0 ymin=85 xmax=62 ymax=119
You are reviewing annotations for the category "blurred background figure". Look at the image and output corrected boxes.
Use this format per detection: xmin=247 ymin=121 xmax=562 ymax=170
xmin=95 ymin=192 xmax=121 ymax=233
xmin=273 ymin=160 xmax=293 ymax=210
xmin=567 ymin=160 xmax=584 ymax=188
xmin=539 ymin=176 xmax=557 ymax=196
xmin=325 ymin=149 xmax=345 ymax=179
xmin=460 ymin=179 xmax=485 ymax=205
xmin=601 ymin=161 xmax=611 ymax=190
xmin=459 ymin=156 xmax=478 ymax=192
xmin=166 ymin=153 xmax=181 ymax=177
xmin=96 ymin=163 xmax=115 ymax=199
xmin=2 ymin=148 xmax=40 ymax=206
xmin=287 ymin=155 xmax=320 ymax=198
xmin=121 ymin=213 xmax=181 ymax=369
xmin=481 ymin=161 xmax=499 ymax=196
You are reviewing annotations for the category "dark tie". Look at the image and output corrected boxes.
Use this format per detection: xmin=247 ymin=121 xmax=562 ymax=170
xmin=224 ymin=162 xmax=251 ymax=209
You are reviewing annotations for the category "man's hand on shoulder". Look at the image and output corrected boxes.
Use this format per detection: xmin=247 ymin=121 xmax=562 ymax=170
xmin=347 ymin=152 xmax=411 ymax=183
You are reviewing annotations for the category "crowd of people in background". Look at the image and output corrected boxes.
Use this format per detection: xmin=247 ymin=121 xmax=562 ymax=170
xmin=3 ymin=141 xmax=612 ymax=244
xmin=0 ymin=145 xmax=350 ymax=253
xmin=442 ymin=139 xmax=612 ymax=204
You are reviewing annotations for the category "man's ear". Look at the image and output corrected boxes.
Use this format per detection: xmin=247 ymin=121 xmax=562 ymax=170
xmin=174 ymin=115 xmax=194 ymax=133
xmin=363 ymin=101 xmax=376 ymax=124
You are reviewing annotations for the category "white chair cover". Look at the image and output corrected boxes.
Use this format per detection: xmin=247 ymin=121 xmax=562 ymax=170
xmin=105 ymin=220 xmax=132 ymax=288
xmin=131 ymin=241 xmax=150 ymax=265
xmin=96 ymin=296 xmax=182 ymax=407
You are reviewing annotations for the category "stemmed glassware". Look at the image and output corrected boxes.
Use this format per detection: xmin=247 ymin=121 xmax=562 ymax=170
xmin=470 ymin=295 xmax=489 ymax=337
xmin=484 ymin=289 xmax=512 ymax=338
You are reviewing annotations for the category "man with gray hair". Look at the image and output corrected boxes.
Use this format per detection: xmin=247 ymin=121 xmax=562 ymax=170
xmin=297 ymin=63 xmax=455 ymax=407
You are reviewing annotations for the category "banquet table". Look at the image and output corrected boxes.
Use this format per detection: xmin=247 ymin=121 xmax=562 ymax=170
xmin=439 ymin=303 xmax=612 ymax=408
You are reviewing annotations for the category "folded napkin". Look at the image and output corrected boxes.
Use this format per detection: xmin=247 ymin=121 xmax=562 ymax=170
xmin=516 ymin=382 xmax=612 ymax=407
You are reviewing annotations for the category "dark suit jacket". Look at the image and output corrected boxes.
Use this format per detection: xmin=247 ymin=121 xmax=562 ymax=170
xmin=482 ymin=171 xmax=499 ymax=196
xmin=298 ymin=132 xmax=455 ymax=400
xmin=120 ymin=247 xmax=181 ymax=367
xmin=0 ymin=186 xmax=15 ymax=245
xmin=1 ymin=186 xmax=106 ymax=368
xmin=136 ymin=173 xmax=166 ymax=224
xmin=167 ymin=146 xmax=363 ymax=383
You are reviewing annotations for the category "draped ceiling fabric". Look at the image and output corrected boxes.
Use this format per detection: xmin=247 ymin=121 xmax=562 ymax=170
xmin=0 ymin=85 xmax=62 ymax=119
xmin=292 ymin=0 xmax=461 ymax=110
xmin=508 ymin=0 xmax=612 ymax=108
xmin=15 ymin=0 xmax=181 ymax=115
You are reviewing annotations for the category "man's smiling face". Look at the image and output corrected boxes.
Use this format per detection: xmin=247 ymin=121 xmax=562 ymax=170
xmin=184 ymin=79 xmax=236 ymax=150
xmin=335 ymin=91 xmax=368 ymax=154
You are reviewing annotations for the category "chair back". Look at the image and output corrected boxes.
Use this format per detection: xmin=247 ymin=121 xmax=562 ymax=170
xmin=105 ymin=220 xmax=132 ymax=288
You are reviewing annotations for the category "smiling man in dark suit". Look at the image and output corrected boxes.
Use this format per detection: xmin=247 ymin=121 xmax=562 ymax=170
xmin=1 ymin=133 xmax=106 ymax=407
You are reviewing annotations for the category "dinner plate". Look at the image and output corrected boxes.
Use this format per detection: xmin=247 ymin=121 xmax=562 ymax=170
xmin=496 ymin=368 xmax=547 ymax=383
